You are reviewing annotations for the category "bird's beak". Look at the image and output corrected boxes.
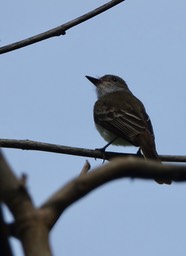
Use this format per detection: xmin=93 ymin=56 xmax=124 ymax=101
xmin=85 ymin=76 xmax=100 ymax=86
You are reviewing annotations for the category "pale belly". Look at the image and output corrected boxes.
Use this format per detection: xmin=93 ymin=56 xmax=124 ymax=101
xmin=95 ymin=124 xmax=132 ymax=146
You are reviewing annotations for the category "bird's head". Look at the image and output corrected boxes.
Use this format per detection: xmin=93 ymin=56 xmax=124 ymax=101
xmin=86 ymin=74 xmax=129 ymax=98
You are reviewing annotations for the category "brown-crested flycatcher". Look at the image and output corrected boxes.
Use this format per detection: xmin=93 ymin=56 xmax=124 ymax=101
xmin=86 ymin=74 xmax=171 ymax=185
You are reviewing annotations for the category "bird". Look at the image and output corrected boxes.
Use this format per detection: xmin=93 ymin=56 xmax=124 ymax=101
xmin=86 ymin=74 xmax=171 ymax=185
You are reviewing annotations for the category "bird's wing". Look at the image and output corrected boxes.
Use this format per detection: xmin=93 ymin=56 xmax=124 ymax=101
xmin=94 ymin=92 xmax=154 ymax=146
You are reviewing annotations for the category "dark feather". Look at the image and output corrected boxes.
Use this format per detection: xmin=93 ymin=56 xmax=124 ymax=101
xmin=94 ymin=91 xmax=154 ymax=146
xmin=94 ymin=91 xmax=172 ymax=184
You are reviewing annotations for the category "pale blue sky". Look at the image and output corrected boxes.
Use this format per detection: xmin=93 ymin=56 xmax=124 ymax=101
xmin=1 ymin=1 xmax=186 ymax=255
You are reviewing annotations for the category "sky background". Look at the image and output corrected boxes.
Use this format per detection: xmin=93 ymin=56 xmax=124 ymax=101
xmin=1 ymin=0 xmax=186 ymax=255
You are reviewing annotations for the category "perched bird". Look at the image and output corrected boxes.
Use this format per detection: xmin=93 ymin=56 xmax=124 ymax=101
xmin=86 ymin=74 xmax=171 ymax=185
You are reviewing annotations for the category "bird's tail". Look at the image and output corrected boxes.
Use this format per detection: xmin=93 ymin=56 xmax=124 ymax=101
xmin=140 ymin=138 xmax=172 ymax=185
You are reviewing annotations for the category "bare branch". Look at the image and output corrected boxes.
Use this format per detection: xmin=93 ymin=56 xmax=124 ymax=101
xmin=0 ymin=205 xmax=13 ymax=256
xmin=80 ymin=160 xmax=91 ymax=176
xmin=0 ymin=0 xmax=125 ymax=54
xmin=0 ymin=138 xmax=137 ymax=159
xmin=1 ymin=145 xmax=186 ymax=251
xmin=41 ymin=157 xmax=186 ymax=229
xmin=0 ymin=150 xmax=52 ymax=256
xmin=0 ymin=138 xmax=185 ymax=163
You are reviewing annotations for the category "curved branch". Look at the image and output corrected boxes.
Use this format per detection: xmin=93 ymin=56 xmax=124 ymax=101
xmin=0 ymin=0 xmax=125 ymax=54
xmin=0 ymin=150 xmax=52 ymax=255
xmin=41 ymin=157 xmax=186 ymax=229
xmin=0 ymin=138 xmax=185 ymax=163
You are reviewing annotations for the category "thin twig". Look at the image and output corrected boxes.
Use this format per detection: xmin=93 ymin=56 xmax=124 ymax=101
xmin=0 ymin=138 xmax=185 ymax=163
xmin=0 ymin=0 xmax=125 ymax=54
xmin=0 ymin=138 xmax=135 ymax=159
xmin=80 ymin=160 xmax=91 ymax=176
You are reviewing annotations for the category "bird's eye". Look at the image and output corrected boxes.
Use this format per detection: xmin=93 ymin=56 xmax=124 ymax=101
xmin=112 ymin=76 xmax=117 ymax=82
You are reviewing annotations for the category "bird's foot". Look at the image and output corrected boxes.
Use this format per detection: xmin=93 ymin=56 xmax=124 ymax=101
xmin=95 ymin=137 xmax=118 ymax=163
xmin=95 ymin=146 xmax=107 ymax=163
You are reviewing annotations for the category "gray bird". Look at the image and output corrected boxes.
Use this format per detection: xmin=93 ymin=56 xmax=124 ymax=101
xmin=86 ymin=74 xmax=171 ymax=185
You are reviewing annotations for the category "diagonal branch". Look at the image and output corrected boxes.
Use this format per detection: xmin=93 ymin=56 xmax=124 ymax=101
xmin=0 ymin=138 xmax=185 ymax=163
xmin=41 ymin=157 xmax=186 ymax=230
xmin=0 ymin=0 xmax=125 ymax=54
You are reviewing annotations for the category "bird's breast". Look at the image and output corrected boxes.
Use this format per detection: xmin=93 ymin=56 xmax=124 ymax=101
xmin=95 ymin=123 xmax=132 ymax=146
